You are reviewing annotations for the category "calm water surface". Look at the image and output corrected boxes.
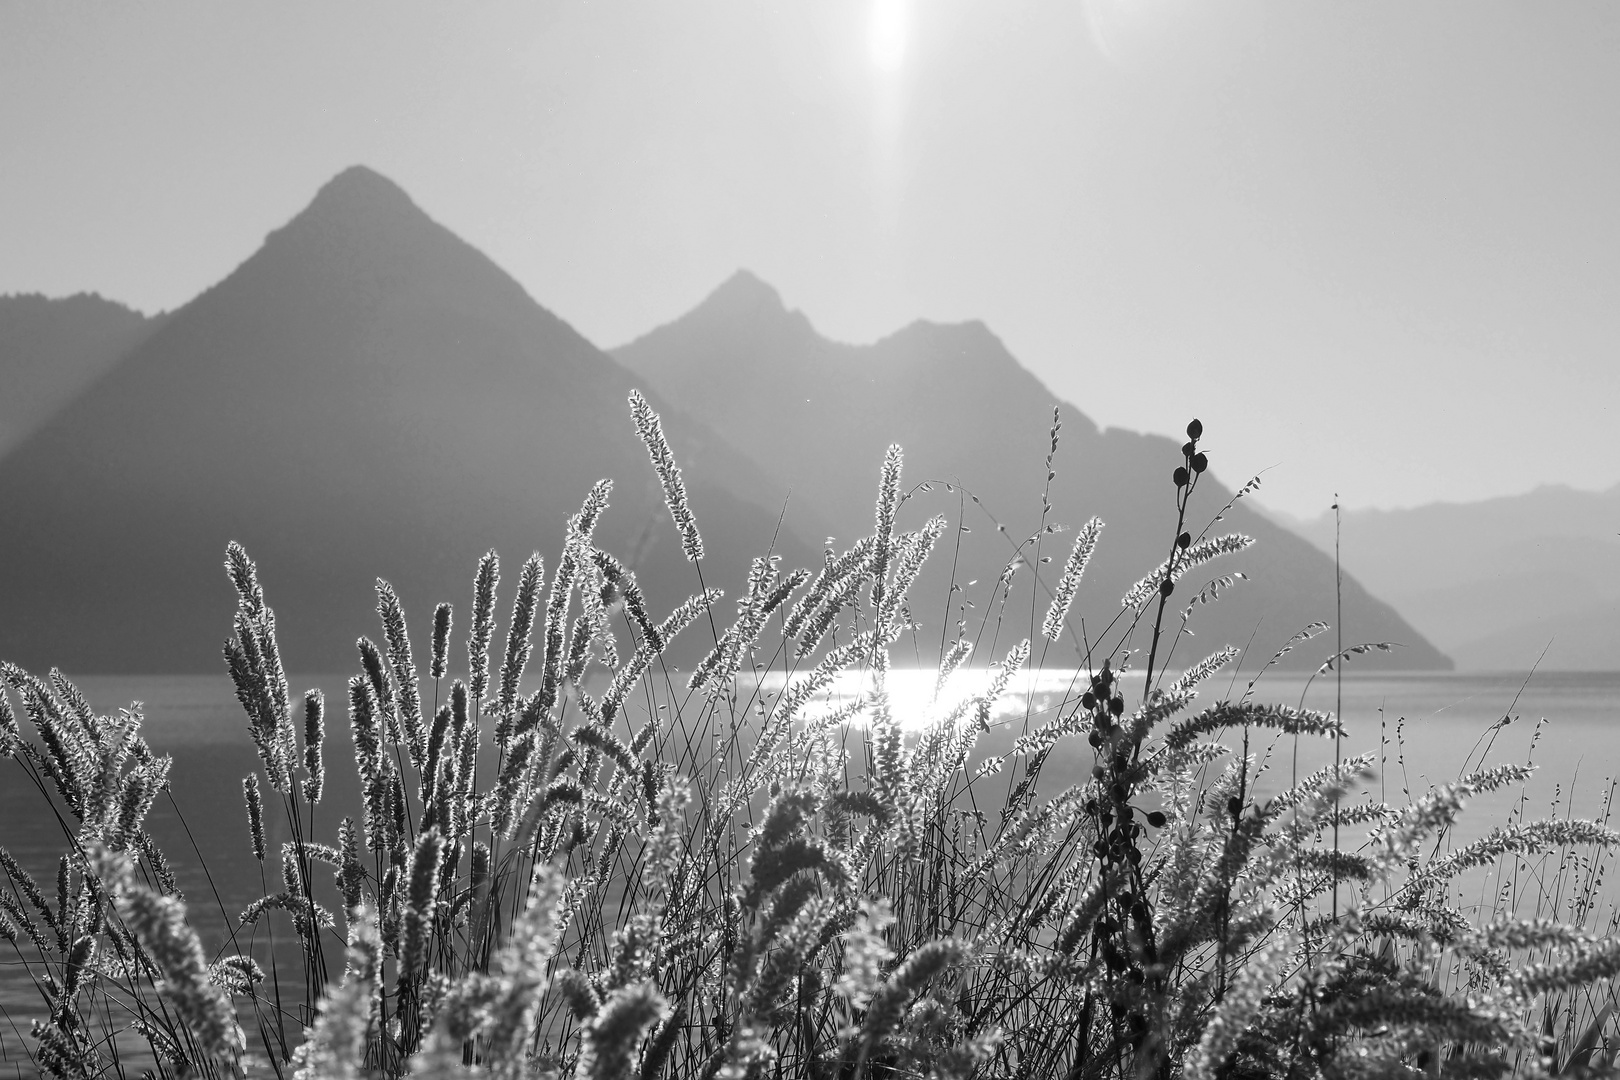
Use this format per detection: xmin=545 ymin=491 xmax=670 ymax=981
xmin=3 ymin=669 xmax=1619 ymax=1068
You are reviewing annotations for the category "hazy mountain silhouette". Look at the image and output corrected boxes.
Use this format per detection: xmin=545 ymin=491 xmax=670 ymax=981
xmin=616 ymin=271 xmax=1450 ymax=672
xmin=1288 ymin=485 xmax=1620 ymax=670
xmin=0 ymin=294 xmax=161 ymax=459
xmin=0 ymin=169 xmax=816 ymax=673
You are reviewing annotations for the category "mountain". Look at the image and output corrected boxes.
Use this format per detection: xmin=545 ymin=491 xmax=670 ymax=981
xmin=615 ymin=271 xmax=1450 ymax=672
xmin=0 ymin=169 xmax=816 ymax=673
xmin=1288 ymin=486 xmax=1620 ymax=670
xmin=0 ymin=293 xmax=161 ymax=459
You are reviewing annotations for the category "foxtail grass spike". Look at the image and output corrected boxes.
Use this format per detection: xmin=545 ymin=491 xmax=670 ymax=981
xmin=453 ymin=721 xmax=478 ymax=835
xmin=348 ymin=674 xmax=382 ymax=785
xmin=572 ymin=477 xmax=614 ymax=544
xmin=224 ymin=547 xmax=294 ymax=776
xmin=53 ymin=856 xmax=70 ymax=945
xmin=115 ymin=871 xmax=244 ymax=1059
xmin=422 ymin=703 xmax=451 ymax=811
xmin=430 ymin=601 xmax=452 ymax=682
xmin=497 ymin=553 xmax=543 ymax=719
xmin=401 ymin=828 xmax=444 ymax=982
xmin=1041 ymin=515 xmax=1103 ymax=640
xmin=224 ymin=541 xmax=266 ymax=618
xmin=580 ymin=981 xmax=668 ymax=1080
xmin=629 ymin=389 xmax=703 ymax=561
xmin=1121 ymin=533 xmax=1255 ymax=610
xmin=0 ymin=846 xmax=57 ymax=941
xmin=869 ymin=444 xmax=903 ymax=612
xmin=592 ymin=548 xmax=663 ymax=654
xmin=357 ymin=636 xmax=400 ymax=745
xmin=0 ymin=687 xmax=17 ymax=757
xmin=302 ymin=688 xmax=325 ymax=804
xmin=469 ymin=550 xmax=499 ymax=706
xmin=362 ymin=767 xmax=391 ymax=854
xmin=531 ymin=494 xmax=602 ymax=725
xmin=377 ymin=579 xmax=426 ymax=769
xmin=337 ymin=817 xmax=364 ymax=914
xmin=243 ymin=774 xmax=267 ymax=862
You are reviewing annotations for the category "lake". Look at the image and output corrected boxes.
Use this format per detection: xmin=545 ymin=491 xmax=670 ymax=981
xmin=3 ymin=667 xmax=1619 ymax=1069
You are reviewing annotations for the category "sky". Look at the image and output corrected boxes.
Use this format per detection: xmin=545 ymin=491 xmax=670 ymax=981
xmin=3 ymin=2 xmax=1618 ymax=518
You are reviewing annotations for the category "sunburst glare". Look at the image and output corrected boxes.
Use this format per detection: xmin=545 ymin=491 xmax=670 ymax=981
xmin=868 ymin=0 xmax=907 ymax=74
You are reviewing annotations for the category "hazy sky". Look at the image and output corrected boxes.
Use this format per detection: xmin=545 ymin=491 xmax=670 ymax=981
xmin=3 ymin=2 xmax=1618 ymax=517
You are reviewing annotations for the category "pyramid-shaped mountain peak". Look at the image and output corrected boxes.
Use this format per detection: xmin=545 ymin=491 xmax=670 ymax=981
xmin=211 ymin=164 xmax=551 ymax=333
xmin=617 ymin=276 xmax=1453 ymax=671
xmin=621 ymin=269 xmax=818 ymax=356
xmin=0 ymin=171 xmax=814 ymax=671
xmin=702 ymin=269 xmax=786 ymax=313
xmin=240 ymin=164 xmax=476 ymax=285
xmin=301 ymin=164 xmax=418 ymax=220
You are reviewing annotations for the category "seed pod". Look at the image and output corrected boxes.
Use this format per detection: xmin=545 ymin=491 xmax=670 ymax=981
xmin=1109 ymin=695 xmax=1125 ymax=717
xmin=1177 ymin=532 xmax=1191 ymax=550
xmin=1145 ymin=811 xmax=1168 ymax=828
xmin=1227 ymin=796 xmax=1243 ymax=818
xmin=1081 ymin=691 xmax=1097 ymax=710
xmin=1186 ymin=418 xmax=1202 ymax=440
xmin=1160 ymin=579 xmax=1174 ymax=598
xmin=1181 ymin=441 xmax=1195 ymax=458
xmin=1173 ymin=466 xmax=1189 ymax=487
xmin=1192 ymin=452 xmax=1208 ymax=474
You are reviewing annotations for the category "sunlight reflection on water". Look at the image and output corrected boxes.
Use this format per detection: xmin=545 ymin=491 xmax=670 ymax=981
xmin=753 ymin=665 xmax=1109 ymax=731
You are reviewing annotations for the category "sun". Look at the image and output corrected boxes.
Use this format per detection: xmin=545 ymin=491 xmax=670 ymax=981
xmin=868 ymin=0 xmax=907 ymax=74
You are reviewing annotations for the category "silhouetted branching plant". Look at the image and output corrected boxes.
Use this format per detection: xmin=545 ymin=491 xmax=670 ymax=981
xmin=4 ymin=404 xmax=1620 ymax=1079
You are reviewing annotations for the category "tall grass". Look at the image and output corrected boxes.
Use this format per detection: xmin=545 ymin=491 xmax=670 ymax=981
xmin=3 ymin=403 xmax=1620 ymax=1079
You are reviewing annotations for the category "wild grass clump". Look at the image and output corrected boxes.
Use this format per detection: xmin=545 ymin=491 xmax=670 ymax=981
xmin=4 ymin=403 xmax=1620 ymax=1079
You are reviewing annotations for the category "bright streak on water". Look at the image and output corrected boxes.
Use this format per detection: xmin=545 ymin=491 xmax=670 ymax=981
xmin=755 ymin=666 xmax=1134 ymax=731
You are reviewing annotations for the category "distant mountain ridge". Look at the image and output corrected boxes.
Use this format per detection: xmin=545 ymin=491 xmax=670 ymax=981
xmin=0 ymin=293 xmax=161 ymax=459
xmin=616 ymin=271 xmax=1450 ymax=671
xmin=0 ymin=168 xmax=815 ymax=673
xmin=0 ymin=171 xmax=1452 ymax=675
xmin=1288 ymin=486 xmax=1620 ymax=670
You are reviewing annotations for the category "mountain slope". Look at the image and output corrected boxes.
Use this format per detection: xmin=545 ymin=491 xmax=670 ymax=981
xmin=1450 ymin=597 xmax=1620 ymax=671
xmin=1288 ymin=486 xmax=1620 ymax=669
xmin=616 ymin=271 xmax=1450 ymax=671
xmin=0 ymin=294 xmax=160 ymax=459
xmin=0 ymin=170 xmax=814 ymax=673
